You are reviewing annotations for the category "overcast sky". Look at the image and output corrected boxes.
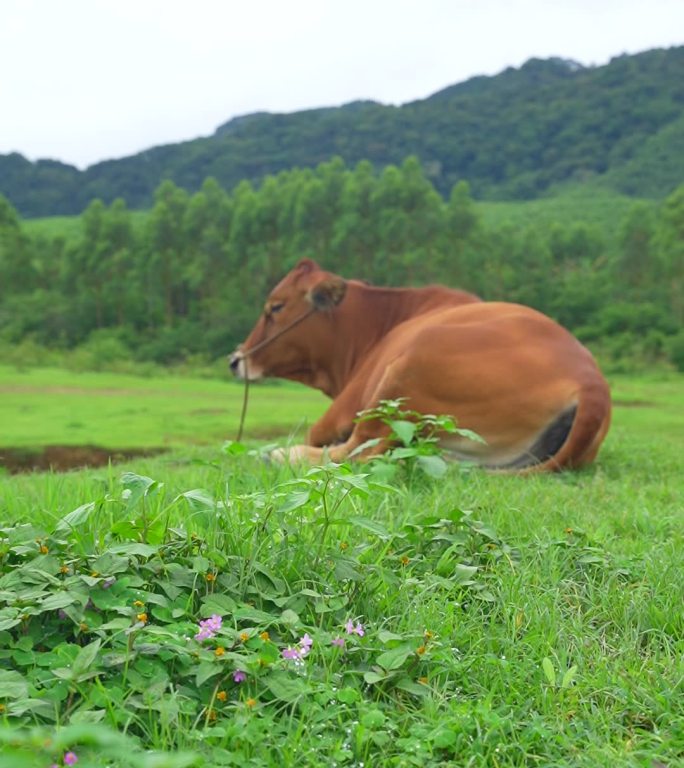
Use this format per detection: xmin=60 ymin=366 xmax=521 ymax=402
xmin=1 ymin=0 xmax=682 ymax=169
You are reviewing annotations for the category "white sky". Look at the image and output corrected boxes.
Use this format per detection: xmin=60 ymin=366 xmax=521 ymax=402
xmin=1 ymin=0 xmax=682 ymax=169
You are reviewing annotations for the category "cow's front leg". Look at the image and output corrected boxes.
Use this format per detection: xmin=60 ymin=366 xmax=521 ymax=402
xmin=270 ymin=416 xmax=392 ymax=465
xmin=269 ymin=410 xmax=353 ymax=465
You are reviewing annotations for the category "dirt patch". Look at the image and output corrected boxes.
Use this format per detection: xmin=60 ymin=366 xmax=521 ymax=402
xmin=0 ymin=445 xmax=167 ymax=475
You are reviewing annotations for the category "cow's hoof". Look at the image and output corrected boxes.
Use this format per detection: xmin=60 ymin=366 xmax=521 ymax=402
xmin=268 ymin=447 xmax=288 ymax=464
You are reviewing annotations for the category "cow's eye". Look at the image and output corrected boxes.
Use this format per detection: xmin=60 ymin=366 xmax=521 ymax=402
xmin=270 ymin=302 xmax=285 ymax=314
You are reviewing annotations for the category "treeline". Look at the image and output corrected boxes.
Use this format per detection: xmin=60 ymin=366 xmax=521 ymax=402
xmin=1 ymin=157 xmax=683 ymax=371
xmin=2 ymin=47 xmax=684 ymax=217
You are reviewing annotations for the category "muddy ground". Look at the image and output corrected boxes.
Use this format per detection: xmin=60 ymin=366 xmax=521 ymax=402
xmin=0 ymin=445 xmax=166 ymax=474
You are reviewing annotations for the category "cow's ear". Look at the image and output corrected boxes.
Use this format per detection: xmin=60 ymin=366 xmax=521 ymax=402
xmin=307 ymin=276 xmax=347 ymax=311
xmin=294 ymin=258 xmax=320 ymax=274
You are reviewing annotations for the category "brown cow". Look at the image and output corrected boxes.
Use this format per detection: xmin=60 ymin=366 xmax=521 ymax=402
xmin=230 ymin=259 xmax=611 ymax=472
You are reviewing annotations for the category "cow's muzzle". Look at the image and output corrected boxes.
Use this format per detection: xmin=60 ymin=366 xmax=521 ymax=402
xmin=229 ymin=351 xmax=242 ymax=375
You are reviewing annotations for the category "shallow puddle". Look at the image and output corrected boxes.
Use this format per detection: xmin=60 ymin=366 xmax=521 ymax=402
xmin=0 ymin=445 xmax=166 ymax=474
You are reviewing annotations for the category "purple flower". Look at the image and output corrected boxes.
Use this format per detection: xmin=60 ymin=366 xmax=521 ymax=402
xmin=233 ymin=669 xmax=246 ymax=683
xmin=331 ymin=636 xmax=346 ymax=648
xmin=101 ymin=577 xmax=116 ymax=589
xmin=299 ymin=633 xmax=313 ymax=655
xmin=345 ymin=619 xmax=365 ymax=637
xmin=281 ymin=646 xmax=302 ymax=661
xmin=64 ymin=752 xmax=78 ymax=766
xmin=194 ymin=614 xmax=223 ymax=642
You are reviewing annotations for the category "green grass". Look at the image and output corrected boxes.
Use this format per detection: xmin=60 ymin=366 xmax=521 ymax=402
xmin=0 ymin=369 xmax=682 ymax=767
xmin=22 ymin=211 xmax=148 ymax=241
xmin=0 ymin=365 xmax=327 ymax=449
xmin=477 ymin=184 xmax=655 ymax=243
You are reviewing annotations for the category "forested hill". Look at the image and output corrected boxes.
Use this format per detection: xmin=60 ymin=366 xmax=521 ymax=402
xmin=3 ymin=45 xmax=684 ymax=217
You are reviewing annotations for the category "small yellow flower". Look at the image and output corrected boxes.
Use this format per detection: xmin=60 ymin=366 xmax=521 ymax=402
xmin=239 ymin=631 xmax=250 ymax=643
xmin=246 ymin=697 xmax=257 ymax=708
xmin=423 ymin=630 xmax=434 ymax=640
xmin=416 ymin=645 xmax=427 ymax=656
xmin=79 ymin=622 xmax=88 ymax=632
xmin=206 ymin=572 xmax=216 ymax=582
xmin=60 ymin=565 xmax=70 ymax=574
xmin=39 ymin=545 xmax=49 ymax=555
xmin=564 ymin=527 xmax=574 ymax=534
xmin=91 ymin=571 xmax=99 ymax=578
xmin=133 ymin=600 xmax=145 ymax=608
xmin=136 ymin=613 xmax=148 ymax=624
xmin=259 ymin=631 xmax=270 ymax=642
xmin=400 ymin=555 xmax=410 ymax=566
xmin=339 ymin=541 xmax=349 ymax=551
xmin=216 ymin=690 xmax=227 ymax=702
xmin=214 ymin=646 xmax=225 ymax=657
xmin=207 ymin=708 xmax=217 ymax=721
xmin=0 ymin=703 xmax=6 ymax=713
xmin=418 ymin=676 xmax=428 ymax=685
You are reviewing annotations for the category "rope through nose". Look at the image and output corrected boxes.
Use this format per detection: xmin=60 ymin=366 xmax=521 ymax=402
xmin=233 ymin=305 xmax=316 ymax=443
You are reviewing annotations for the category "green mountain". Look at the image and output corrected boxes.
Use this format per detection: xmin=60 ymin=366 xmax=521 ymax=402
xmin=2 ymin=46 xmax=683 ymax=217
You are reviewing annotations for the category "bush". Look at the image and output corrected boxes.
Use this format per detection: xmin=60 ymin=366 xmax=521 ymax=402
xmin=667 ymin=330 xmax=684 ymax=372
xmin=65 ymin=329 xmax=132 ymax=372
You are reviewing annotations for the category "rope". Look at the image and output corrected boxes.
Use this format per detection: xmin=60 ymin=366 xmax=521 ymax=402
xmin=234 ymin=305 xmax=317 ymax=442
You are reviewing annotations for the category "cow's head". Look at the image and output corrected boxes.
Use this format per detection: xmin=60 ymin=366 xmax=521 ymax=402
xmin=229 ymin=258 xmax=347 ymax=383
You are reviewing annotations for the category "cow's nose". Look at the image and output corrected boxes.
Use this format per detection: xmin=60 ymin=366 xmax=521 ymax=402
xmin=229 ymin=352 xmax=241 ymax=374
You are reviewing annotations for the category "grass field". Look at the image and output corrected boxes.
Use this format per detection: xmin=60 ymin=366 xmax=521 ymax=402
xmin=0 ymin=366 xmax=327 ymax=450
xmin=477 ymin=184 xmax=654 ymax=242
xmin=0 ymin=368 xmax=682 ymax=767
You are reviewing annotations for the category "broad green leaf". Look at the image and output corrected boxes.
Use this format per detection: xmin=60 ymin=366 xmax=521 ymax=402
xmin=264 ymin=672 xmax=308 ymax=702
xmin=363 ymin=670 xmax=387 ymax=684
xmin=376 ymin=645 xmax=413 ymax=671
xmin=389 ymin=420 xmax=417 ymax=447
xmin=431 ymin=727 xmax=457 ymax=748
xmin=336 ymin=687 xmax=360 ymax=704
xmin=0 ymin=670 xmax=29 ymax=699
xmin=349 ymin=437 xmax=383 ymax=458
xmin=542 ymin=657 xmax=556 ymax=686
xmin=108 ymin=543 xmax=159 ymax=557
xmin=71 ymin=638 xmax=102 ymax=679
xmin=55 ymin=502 xmax=95 ymax=534
xmin=561 ymin=665 xmax=578 ymax=689
xmin=40 ymin=591 xmax=78 ymax=611
xmin=360 ymin=709 xmax=385 ymax=728
xmin=416 ymin=454 xmax=448 ymax=478
xmin=195 ymin=661 xmax=222 ymax=686
xmin=396 ymin=677 xmax=430 ymax=697
xmin=177 ymin=488 xmax=216 ymax=512
xmin=455 ymin=427 xmax=487 ymax=444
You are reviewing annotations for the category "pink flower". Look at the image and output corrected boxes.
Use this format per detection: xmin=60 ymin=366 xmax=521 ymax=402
xmin=281 ymin=646 xmax=302 ymax=661
xmin=194 ymin=614 xmax=223 ymax=641
xmin=64 ymin=752 xmax=78 ymax=766
xmin=331 ymin=636 xmax=345 ymax=648
xmin=345 ymin=619 xmax=365 ymax=637
xmin=233 ymin=669 xmax=246 ymax=683
xmin=299 ymin=633 xmax=313 ymax=655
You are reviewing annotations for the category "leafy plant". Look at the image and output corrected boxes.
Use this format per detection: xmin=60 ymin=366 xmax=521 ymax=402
xmin=354 ymin=398 xmax=485 ymax=481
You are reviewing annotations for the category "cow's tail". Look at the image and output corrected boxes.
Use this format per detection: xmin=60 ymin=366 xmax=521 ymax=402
xmin=526 ymin=378 xmax=612 ymax=473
